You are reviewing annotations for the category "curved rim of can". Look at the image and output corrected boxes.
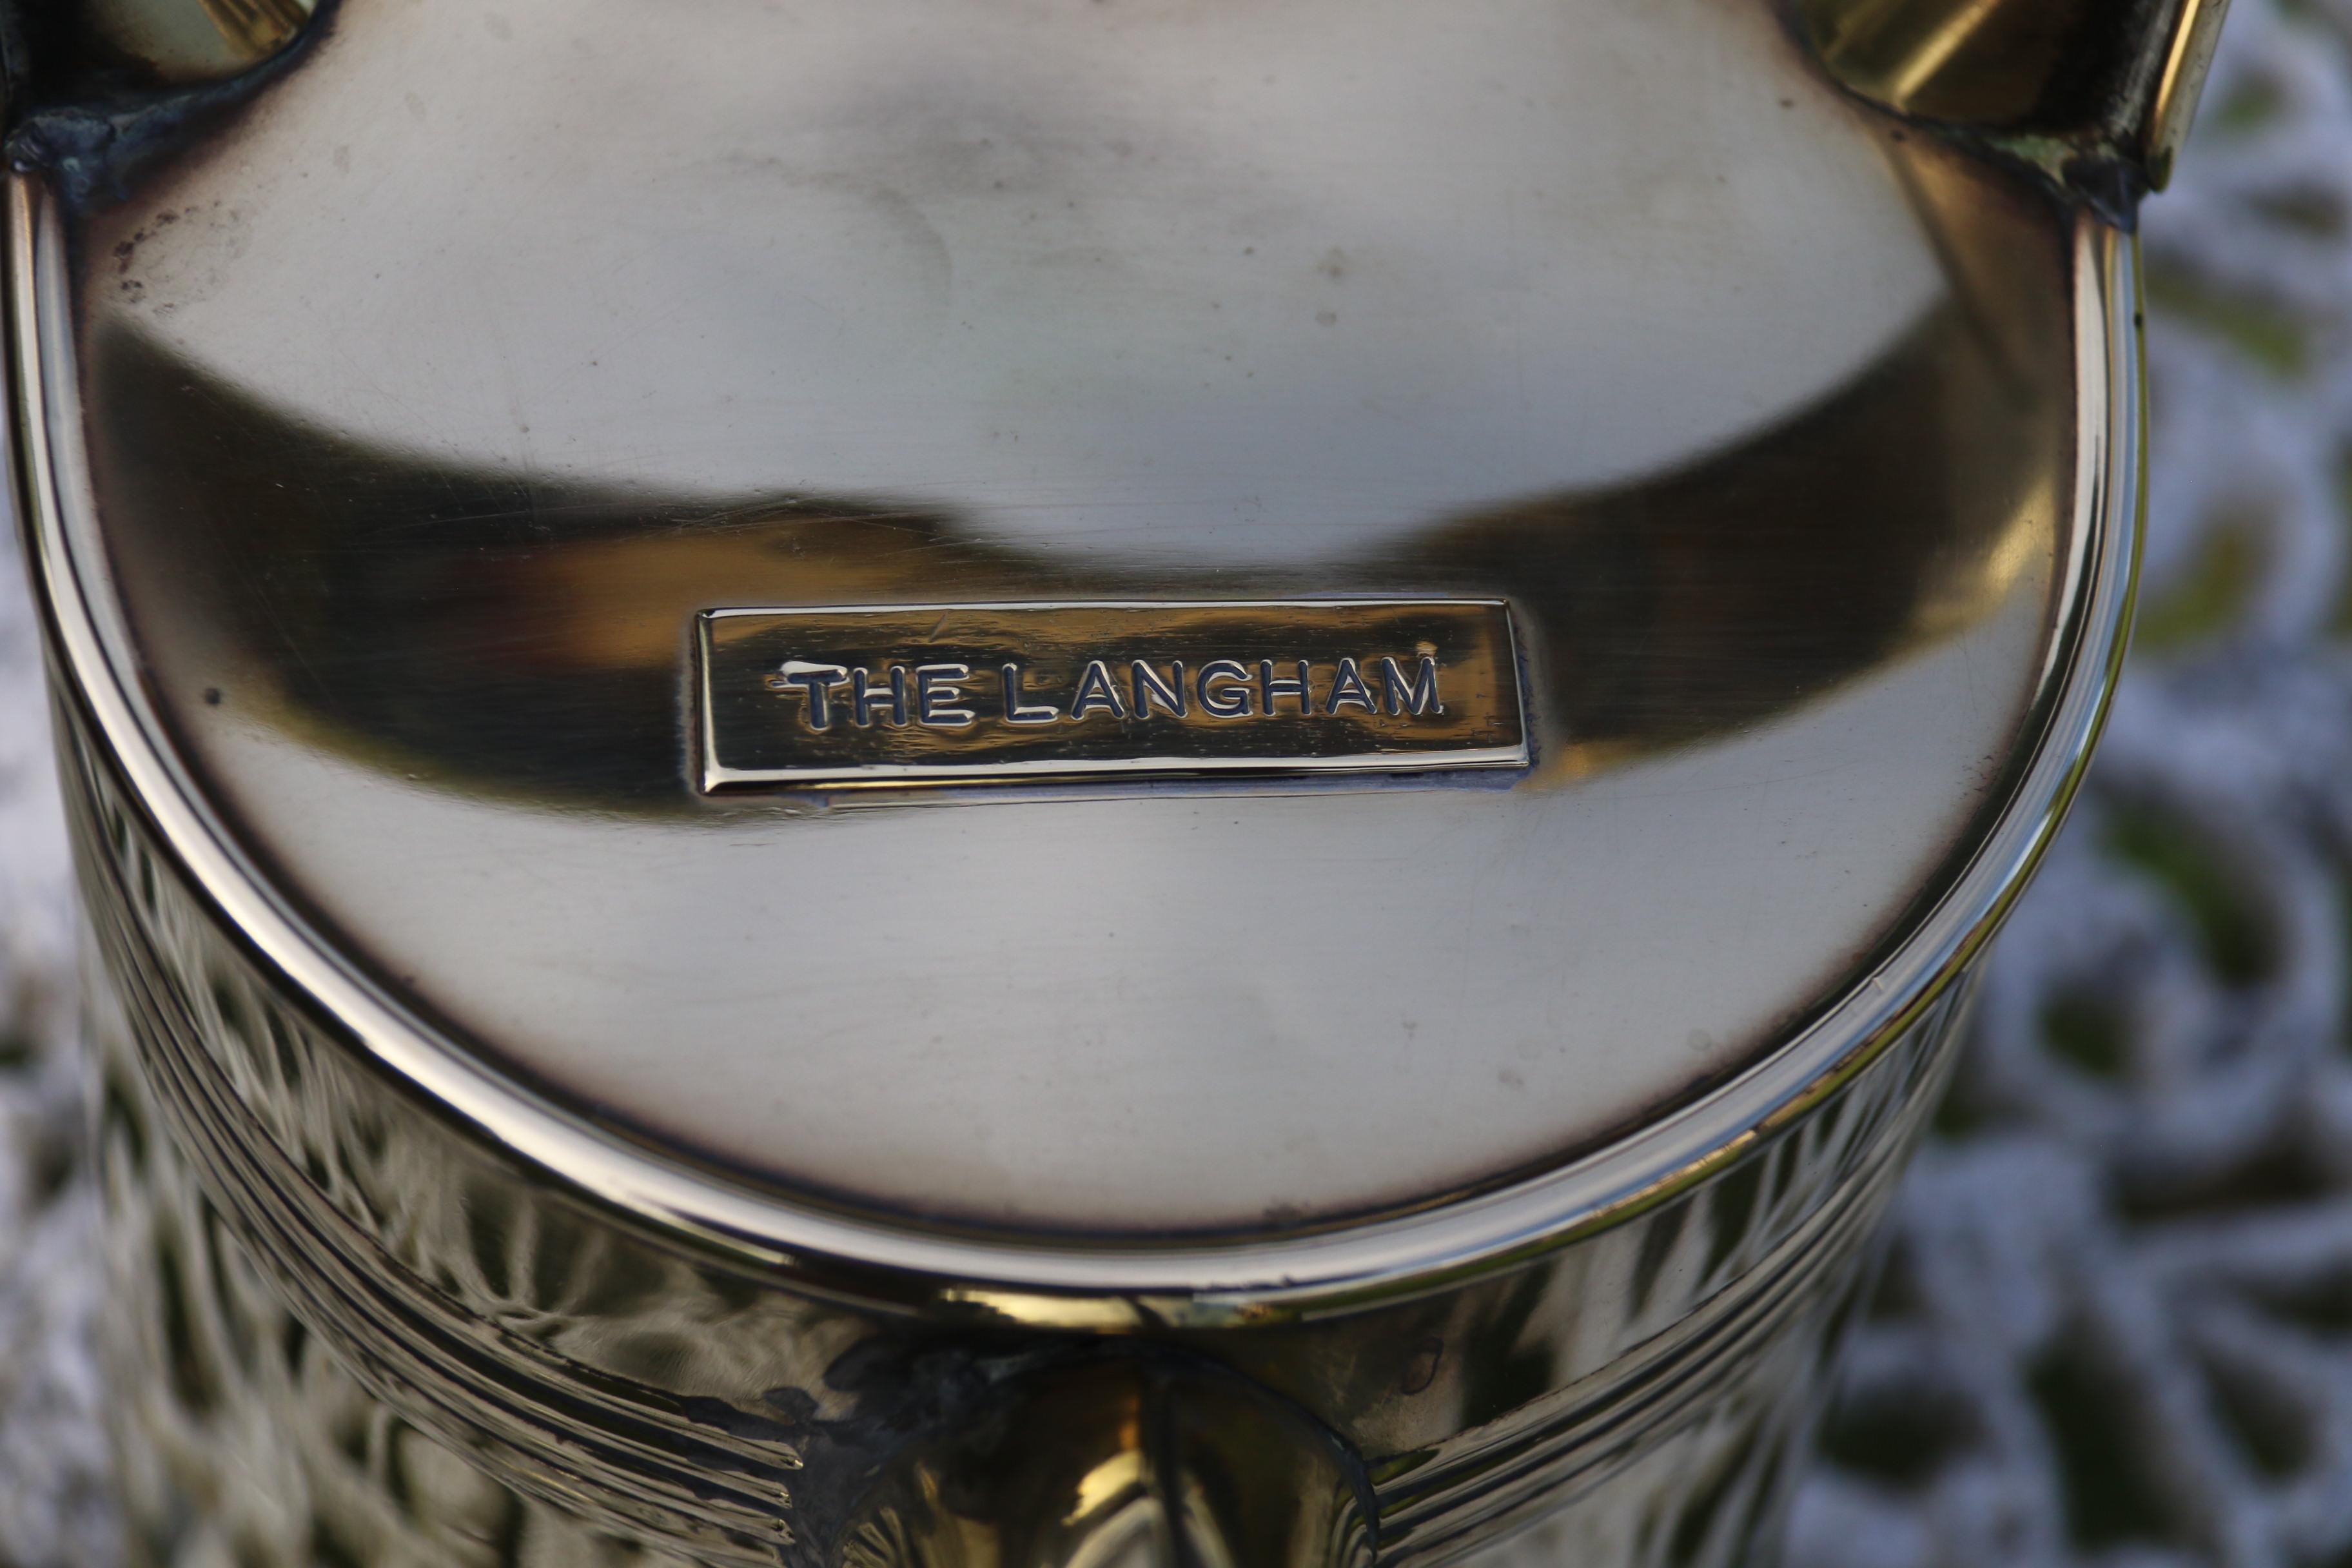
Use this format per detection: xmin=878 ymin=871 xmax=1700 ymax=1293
xmin=5 ymin=174 xmax=2142 ymax=1328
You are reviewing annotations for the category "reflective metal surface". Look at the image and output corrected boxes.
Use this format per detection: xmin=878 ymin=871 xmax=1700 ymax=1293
xmin=696 ymin=601 xmax=1527 ymax=790
xmin=43 ymin=0 xmax=316 ymax=86
xmin=74 ymin=712 xmax=1960 ymax=1561
xmin=0 ymin=0 xmax=2217 ymax=1560
xmin=1803 ymin=0 xmax=2231 ymax=194
xmin=37 ymin=0 xmax=2106 ymax=1235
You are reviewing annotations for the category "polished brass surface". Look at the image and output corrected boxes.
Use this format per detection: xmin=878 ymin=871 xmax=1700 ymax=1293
xmin=1 ymin=0 xmax=2209 ymax=1560
xmin=699 ymin=602 xmax=1527 ymax=790
xmin=31 ymin=13 xmax=2111 ymax=1229
xmin=61 ymin=0 xmax=315 ymax=83
xmin=1799 ymin=0 xmax=2232 ymax=193
xmin=72 ymin=703 xmax=1957 ymax=1560
xmin=2147 ymin=0 xmax=2233 ymax=187
xmin=839 ymin=1361 xmax=1374 ymax=1567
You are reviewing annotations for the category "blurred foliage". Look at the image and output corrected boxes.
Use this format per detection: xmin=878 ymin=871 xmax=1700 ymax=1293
xmin=2137 ymin=505 xmax=2269 ymax=651
xmin=2145 ymin=261 xmax=2313 ymax=380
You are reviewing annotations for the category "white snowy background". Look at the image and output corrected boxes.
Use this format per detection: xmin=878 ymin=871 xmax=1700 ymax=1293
xmin=0 ymin=6 xmax=2348 ymax=1562
xmin=1790 ymin=6 xmax=2352 ymax=1563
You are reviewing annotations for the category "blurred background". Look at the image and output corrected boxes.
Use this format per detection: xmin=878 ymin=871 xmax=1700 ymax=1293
xmin=1790 ymin=2 xmax=2352 ymax=1561
xmin=0 ymin=3 xmax=2349 ymax=1565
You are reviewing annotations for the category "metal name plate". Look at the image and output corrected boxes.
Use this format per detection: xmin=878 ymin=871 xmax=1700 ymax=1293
xmin=697 ymin=600 xmax=1528 ymax=789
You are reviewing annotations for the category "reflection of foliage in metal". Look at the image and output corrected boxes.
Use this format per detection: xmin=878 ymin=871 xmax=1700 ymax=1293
xmin=77 ymin=0 xmax=316 ymax=83
xmin=1777 ymin=2 xmax=2352 ymax=1564
xmin=0 ymin=513 xmax=110 ymax=1555
xmin=197 ymin=0 xmax=312 ymax=57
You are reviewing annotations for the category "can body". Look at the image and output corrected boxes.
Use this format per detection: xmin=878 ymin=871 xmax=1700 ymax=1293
xmin=70 ymin=700 xmax=1968 ymax=1565
xmin=4 ymin=0 xmax=2175 ymax=1558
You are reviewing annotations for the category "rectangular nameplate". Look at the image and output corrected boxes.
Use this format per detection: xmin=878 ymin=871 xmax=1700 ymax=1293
xmin=696 ymin=600 xmax=1527 ymax=789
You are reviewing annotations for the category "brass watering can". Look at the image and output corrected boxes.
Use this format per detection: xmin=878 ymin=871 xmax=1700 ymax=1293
xmin=3 ymin=0 xmax=2224 ymax=1561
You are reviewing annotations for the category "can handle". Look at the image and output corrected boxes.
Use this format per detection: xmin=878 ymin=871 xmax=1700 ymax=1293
xmin=1796 ymin=0 xmax=2232 ymax=196
xmin=841 ymin=1357 xmax=1375 ymax=1568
